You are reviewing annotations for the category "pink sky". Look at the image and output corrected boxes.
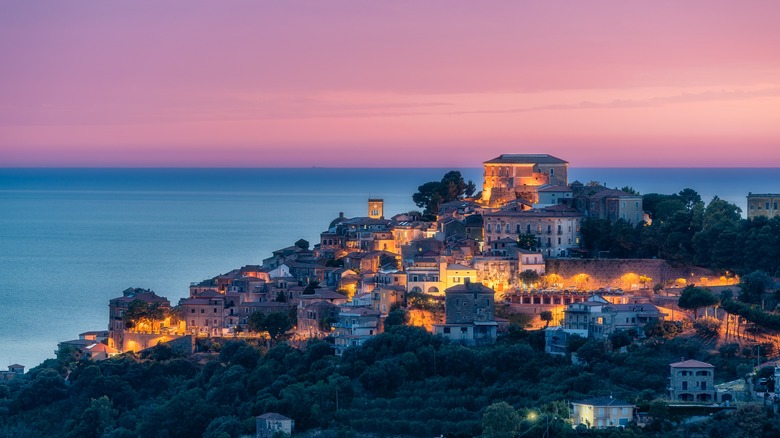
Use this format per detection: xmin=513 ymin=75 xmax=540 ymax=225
xmin=1 ymin=1 xmax=779 ymax=167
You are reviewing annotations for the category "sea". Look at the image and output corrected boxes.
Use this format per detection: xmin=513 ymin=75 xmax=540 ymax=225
xmin=1 ymin=167 xmax=778 ymax=368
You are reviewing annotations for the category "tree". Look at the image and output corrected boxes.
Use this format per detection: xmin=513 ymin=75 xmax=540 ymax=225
xmin=67 ymin=396 xmax=117 ymax=438
xmin=693 ymin=317 xmax=721 ymax=339
xmin=517 ymin=234 xmax=538 ymax=251
xmin=412 ymin=171 xmax=471 ymax=215
xmin=644 ymin=320 xmax=682 ymax=339
xmin=465 ymin=180 xmax=477 ymax=198
xmin=678 ymin=286 xmax=719 ymax=318
xmin=481 ymin=402 xmax=521 ymax=438
xmin=539 ymin=311 xmax=553 ymax=328
xmin=123 ymin=299 xmax=165 ymax=330
xmin=739 ymin=270 xmax=774 ymax=309
xmin=384 ymin=308 xmax=409 ymax=329
xmin=678 ymin=188 xmax=702 ymax=210
xmin=519 ymin=270 xmax=540 ymax=287
xmin=248 ymin=312 xmax=293 ymax=341
xmin=609 ymin=329 xmax=633 ymax=349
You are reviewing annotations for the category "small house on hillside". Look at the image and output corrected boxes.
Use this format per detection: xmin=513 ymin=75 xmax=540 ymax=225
xmin=256 ymin=412 xmax=294 ymax=437
xmin=571 ymin=397 xmax=635 ymax=428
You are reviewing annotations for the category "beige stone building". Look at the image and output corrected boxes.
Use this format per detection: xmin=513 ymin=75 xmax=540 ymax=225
xmin=432 ymin=281 xmax=497 ymax=345
xmin=482 ymin=154 xmax=569 ymax=207
xmin=484 ymin=204 xmax=582 ymax=258
xmin=747 ymin=193 xmax=780 ymax=219
xmin=179 ymin=290 xmax=226 ymax=336
xmin=669 ymin=359 xmax=715 ymax=402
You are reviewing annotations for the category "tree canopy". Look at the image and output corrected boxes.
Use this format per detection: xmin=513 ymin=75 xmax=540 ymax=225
xmin=412 ymin=171 xmax=475 ymax=215
xmin=678 ymin=286 xmax=719 ymax=318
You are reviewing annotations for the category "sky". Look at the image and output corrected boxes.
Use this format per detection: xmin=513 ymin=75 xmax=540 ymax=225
xmin=1 ymin=1 xmax=779 ymax=168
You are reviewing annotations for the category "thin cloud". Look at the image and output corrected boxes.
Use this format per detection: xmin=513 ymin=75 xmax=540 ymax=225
xmin=447 ymin=87 xmax=780 ymax=115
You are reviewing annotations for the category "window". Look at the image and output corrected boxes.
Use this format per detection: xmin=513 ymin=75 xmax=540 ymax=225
xmin=682 ymin=381 xmax=688 ymax=390
xmin=201 ymin=309 xmax=205 ymax=313
xmin=443 ymin=327 xmax=451 ymax=334
xmin=191 ymin=309 xmax=195 ymax=313
xmin=550 ymin=168 xmax=554 ymax=176
xmin=486 ymin=224 xmax=491 ymax=232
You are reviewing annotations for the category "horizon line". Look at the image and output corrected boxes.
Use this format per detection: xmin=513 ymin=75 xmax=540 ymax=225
xmin=2 ymin=165 xmax=780 ymax=170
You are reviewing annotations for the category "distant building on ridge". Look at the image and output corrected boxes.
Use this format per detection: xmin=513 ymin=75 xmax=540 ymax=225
xmin=747 ymin=193 xmax=780 ymax=220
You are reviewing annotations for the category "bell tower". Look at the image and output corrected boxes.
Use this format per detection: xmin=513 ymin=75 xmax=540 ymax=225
xmin=368 ymin=198 xmax=384 ymax=219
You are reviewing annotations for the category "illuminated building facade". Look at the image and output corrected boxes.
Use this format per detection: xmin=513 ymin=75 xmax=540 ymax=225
xmin=482 ymin=154 xmax=569 ymax=207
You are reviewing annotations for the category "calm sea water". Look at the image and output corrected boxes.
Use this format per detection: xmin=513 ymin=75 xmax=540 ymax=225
xmin=0 ymin=167 xmax=777 ymax=367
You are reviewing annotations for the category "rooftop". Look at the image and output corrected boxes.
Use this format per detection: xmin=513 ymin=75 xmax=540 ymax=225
xmin=670 ymin=359 xmax=714 ymax=368
xmin=573 ymin=397 xmax=633 ymax=407
xmin=484 ymin=154 xmax=568 ymax=165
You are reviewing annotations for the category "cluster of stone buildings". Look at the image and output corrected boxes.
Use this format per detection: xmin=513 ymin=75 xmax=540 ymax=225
xmin=58 ymin=153 xmax=657 ymax=359
xmin=41 ymin=152 xmax=768 ymax=435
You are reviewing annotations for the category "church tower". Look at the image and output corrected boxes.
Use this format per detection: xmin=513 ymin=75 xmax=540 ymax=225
xmin=368 ymin=198 xmax=384 ymax=219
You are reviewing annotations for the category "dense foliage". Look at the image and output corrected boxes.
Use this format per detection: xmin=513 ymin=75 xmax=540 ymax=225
xmin=580 ymin=189 xmax=780 ymax=276
xmin=412 ymin=171 xmax=476 ymax=215
xmin=2 ymin=325 xmax=774 ymax=437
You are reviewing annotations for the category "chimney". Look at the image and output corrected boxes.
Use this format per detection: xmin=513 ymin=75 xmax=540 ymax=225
xmin=339 ymin=212 xmax=344 ymax=219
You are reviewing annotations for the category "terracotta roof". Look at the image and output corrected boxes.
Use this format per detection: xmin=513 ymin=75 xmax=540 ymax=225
xmin=484 ymin=154 xmax=568 ymax=165
xmin=670 ymin=359 xmax=714 ymax=368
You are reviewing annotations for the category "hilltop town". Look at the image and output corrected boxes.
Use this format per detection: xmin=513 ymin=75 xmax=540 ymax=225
xmin=5 ymin=154 xmax=780 ymax=437
xmin=63 ymin=154 xmax=687 ymax=357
